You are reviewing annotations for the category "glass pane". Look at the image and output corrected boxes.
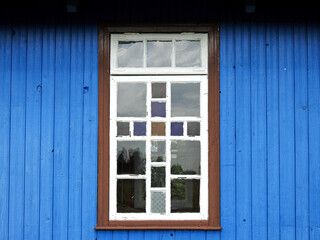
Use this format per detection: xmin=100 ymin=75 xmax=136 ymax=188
xmin=117 ymin=122 xmax=130 ymax=136
xmin=151 ymin=167 xmax=166 ymax=187
xmin=171 ymin=122 xmax=183 ymax=136
xmin=152 ymin=83 xmax=166 ymax=98
xmin=118 ymin=41 xmax=143 ymax=67
xmin=151 ymin=141 xmax=166 ymax=162
xmin=151 ymin=191 xmax=166 ymax=214
xmin=134 ymin=122 xmax=146 ymax=136
xmin=151 ymin=102 xmax=166 ymax=117
xmin=171 ymin=140 xmax=200 ymax=175
xmin=171 ymin=83 xmax=200 ymax=117
xmin=187 ymin=122 xmax=200 ymax=136
xmin=117 ymin=179 xmax=146 ymax=212
xmin=171 ymin=179 xmax=200 ymax=213
xmin=117 ymin=83 xmax=146 ymax=117
xmin=175 ymin=40 xmax=201 ymax=67
xmin=147 ymin=40 xmax=172 ymax=67
xmin=151 ymin=122 xmax=166 ymax=136
xmin=117 ymin=141 xmax=146 ymax=174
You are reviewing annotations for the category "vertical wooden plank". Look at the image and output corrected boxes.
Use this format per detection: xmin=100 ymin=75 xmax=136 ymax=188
xmin=82 ymin=23 xmax=98 ymax=240
xmin=24 ymin=23 xmax=42 ymax=240
xmin=39 ymin=22 xmax=55 ymax=240
xmin=97 ymin=230 xmax=113 ymax=240
xmin=206 ymin=231 xmax=221 ymax=240
xmin=235 ymin=16 xmax=252 ymax=240
xmin=9 ymin=23 xmax=27 ymax=240
xmin=220 ymin=18 xmax=236 ymax=240
xmin=53 ymin=22 xmax=71 ymax=240
xmin=266 ymin=18 xmax=280 ymax=240
xmin=68 ymin=23 xmax=84 ymax=240
xmin=251 ymin=20 xmax=268 ymax=240
xmin=294 ymin=21 xmax=309 ymax=240
xmin=174 ymin=230 xmax=189 ymax=240
xmin=113 ymin=231 xmax=129 ymax=240
xmin=279 ymin=22 xmax=295 ymax=240
xmin=128 ymin=230 xmax=145 ymax=240
xmin=144 ymin=231 xmax=160 ymax=240
xmin=0 ymin=24 xmax=12 ymax=240
xmin=308 ymin=21 xmax=320 ymax=240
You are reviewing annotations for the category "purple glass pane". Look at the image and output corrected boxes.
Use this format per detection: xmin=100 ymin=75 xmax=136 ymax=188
xmin=134 ymin=122 xmax=146 ymax=136
xmin=151 ymin=102 xmax=166 ymax=117
xmin=171 ymin=122 xmax=183 ymax=136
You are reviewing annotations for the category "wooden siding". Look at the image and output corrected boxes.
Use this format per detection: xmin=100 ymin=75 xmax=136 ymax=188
xmin=0 ymin=19 xmax=320 ymax=240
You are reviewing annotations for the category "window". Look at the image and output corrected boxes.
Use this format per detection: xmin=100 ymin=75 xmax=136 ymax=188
xmin=96 ymin=25 xmax=220 ymax=230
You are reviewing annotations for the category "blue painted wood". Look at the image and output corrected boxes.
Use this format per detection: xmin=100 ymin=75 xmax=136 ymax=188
xmin=219 ymin=19 xmax=235 ymax=240
xmin=206 ymin=231 xmax=221 ymax=240
xmin=251 ymin=20 xmax=268 ymax=240
xmin=39 ymin=23 xmax=55 ymax=240
xmin=82 ymin=23 xmax=98 ymax=240
xmin=0 ymin=24 xmax=11 ymax=240
xmin=9 ymin=24 xmax=27 ymax=240
xmin=53 ymin=23 xmax=71 ymax=240
xmin=266 ymin=19 xmax=280 ymax=240
xmin=279 ymin=22 xmax=296 ymax=240
xmin=308 ymin=21 xmax=320 ymax=240
xmin=128 ymin=230 xmax=144 ymax=240
xmin=24 ymin=23 xmax=42 ymax=240
xmin=294 ymin=22 xmax=309 ymax=240
xmin=235 ymin=17 xmax=252 ymax=240
xmin=113 ymin=231 xmax=128 ymax=240
xmin=68 ymin=23 xmax=85 ymax=240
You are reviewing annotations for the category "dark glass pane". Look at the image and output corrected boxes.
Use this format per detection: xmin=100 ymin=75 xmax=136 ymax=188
xmin=171 ymin=83 xmax=200 ymax=117
xmin=151 ymin=167 xmax=166 ymax=187
xmin=175 ymin=40 xmax=201 ymax=67
xmin=171 ymin=141 xmax=200 ymax=175
xmin=152 ymin=83 xmax=166 ymax=98
xmin=151 ymin=192 xmax=166 ymax=214
xmin=151 ymin=141 xmax=166 ymax=162
xmin=117 ymin=179 xmax=146 ymax=212
xmin=171 ymin=179 xmax=200 ymax=213
xmin=117 ymin=141 xmax=146 ymax=174
xmin=151 ymin=102 xmax=166 ymax=117
xmin=171 ymin=122 xmax=183 ymax=136
xmin=118 ymin=41 xmax=143 ymax=67
xmin=117 ymin=82 xmax=146 ymax=117
xmin=134 ymin=122 xmax=146 ymax=136
xmin=187 ymin=122 xmax=200 ymax=136
xmin=151 ymin=122 xmax=166 ymax=136
xmin=117 ymin=122 xmax=130 ymax=136
xmin=147 ymin=41 xmax=172 ymax=67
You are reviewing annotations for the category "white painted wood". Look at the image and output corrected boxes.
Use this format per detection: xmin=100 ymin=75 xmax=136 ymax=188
xmin=109 ymin=34 xmax=209 ymax=221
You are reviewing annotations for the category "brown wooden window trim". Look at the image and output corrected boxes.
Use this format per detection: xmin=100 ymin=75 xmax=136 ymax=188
xmin=96 ymin=24 xmax=221 ymax=230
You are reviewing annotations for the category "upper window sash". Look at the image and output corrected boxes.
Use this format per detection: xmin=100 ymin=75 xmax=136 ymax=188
xmin=110 ymin=33 xmax=208 ymax=75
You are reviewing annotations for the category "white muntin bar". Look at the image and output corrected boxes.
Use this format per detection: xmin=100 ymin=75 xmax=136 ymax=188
xmin=165 ymin=79 xmax=171 ymax=215
xmin=116 ymin=174 xmax=146 ymax=179
xmin=145 ymin=80 xmax=151 ymax=214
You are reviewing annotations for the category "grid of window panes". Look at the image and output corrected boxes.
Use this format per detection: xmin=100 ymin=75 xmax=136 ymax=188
xmin=110 ymin=34 xmax=208 ymax=220
xmin=112 ymin=76 xmax=207 ymax=218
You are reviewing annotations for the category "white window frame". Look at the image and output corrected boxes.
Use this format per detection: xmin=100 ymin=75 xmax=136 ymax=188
xmin=109 ymin=34 xmax=209 ymax=221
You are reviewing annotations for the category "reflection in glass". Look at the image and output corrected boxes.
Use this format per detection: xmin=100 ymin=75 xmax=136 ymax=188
xmin=151 ymin=141 xmax=166 ymax=162
xmin=171 ymin=83 xmax=200 ymax=117
xmin=175 ymin=40 xmax=201 ymax=67
xmin=117 ymin=83 xmax=146 ymax=117
xmin=151 ymin=122 xmax=166 ymax=136
xmin=118 ymin=41 xmax=143 ymax=67
xmin=171 ymin=179 xmax=200 ymax=212
xmin=117 ymin=141 xmax=146 ymax=174
xmin=151 ymin=102 xmax=166 ymax=117
xmin=171 ymin=122 xmax=183 ymax=136
xmin=152 ymin=83 xmax=166 ymax=98
xmin=187 ymin=122 xmax=200 ymax=136
xmin=151 ymin=167 xmax=166 ymax=187
xmin=147 ymin=41 xmax=172 ymax=67
xmin=117 ymin=179 xmax=146 ymax=212
xmin=117 ymin=122 xmax=130 ymax=136
xmin=171 ymin=141 xmax=200 ymax=175
xmin=151 ymin=191 xmax=166 ymax=214
xmin=134 ymin=122 xmax=146 ymax=136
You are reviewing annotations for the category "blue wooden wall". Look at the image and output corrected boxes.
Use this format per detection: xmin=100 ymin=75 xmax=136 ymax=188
xmin=0 ymin=19 xmax=319 ymax=240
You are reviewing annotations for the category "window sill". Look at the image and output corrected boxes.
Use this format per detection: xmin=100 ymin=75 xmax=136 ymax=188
xmin=95 ymin=221 xmax=222 ymax=230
